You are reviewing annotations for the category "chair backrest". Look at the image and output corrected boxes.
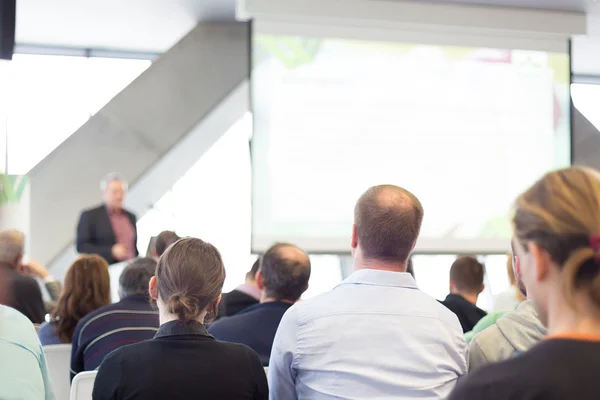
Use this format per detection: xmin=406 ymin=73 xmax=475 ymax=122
xmin=43 ymin=344 xmax=72 ymax=400
xmin=70 ymin=371 xmax=97 ymax=400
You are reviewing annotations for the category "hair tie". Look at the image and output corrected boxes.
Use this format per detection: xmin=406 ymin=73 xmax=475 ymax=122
xmin=590 ymin=235 xmax=600 ymax=263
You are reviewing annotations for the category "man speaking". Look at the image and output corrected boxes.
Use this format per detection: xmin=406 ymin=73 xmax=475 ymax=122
xmin=76 ymin=173 xmax=138 ymax=265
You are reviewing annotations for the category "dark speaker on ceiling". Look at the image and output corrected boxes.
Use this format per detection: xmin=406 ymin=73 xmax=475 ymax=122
xmin=0 ymin=0 xmax=16 ymax=60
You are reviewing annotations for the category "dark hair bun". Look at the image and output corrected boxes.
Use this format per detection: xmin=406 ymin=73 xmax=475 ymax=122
xmin=167 ymin=293 xmax=200 ymax=321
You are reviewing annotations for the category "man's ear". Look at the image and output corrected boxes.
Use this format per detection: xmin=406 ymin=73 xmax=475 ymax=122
xmin=449 ymin=280 xmax=456 ymax=293
xmin=479 ymin=283 xmax=485 ymax=294
xmin=256 ymin=271 xmax=265 ymax=291
xmin=351 ymin=224 xmax=358 ymax=249
xmin=149 ymin=276 xmax=158 ymax=300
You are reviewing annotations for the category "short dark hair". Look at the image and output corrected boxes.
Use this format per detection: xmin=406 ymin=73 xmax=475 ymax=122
xmin=155 ymin=231 xmax=180 ymax=257
xmin=246 ymin=257 xmax=260 ymax=281
xmin=119 ymin=257 xmax=157 ymax=298
xmin=354 ymin=185 xmax=424 ymax=263
xmin=450 ymin=256 xmax=485 ymax=293
xmin=260 ymin=243 xmax=311 ymax=302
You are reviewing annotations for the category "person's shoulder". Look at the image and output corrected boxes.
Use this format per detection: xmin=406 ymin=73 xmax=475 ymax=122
xmin=208 ymin=314 xmax=238 ymax=334
xmin=75 ymin=302 xmax=117 ymax=333
xmin=0 ymin=306 xmax=40 ymax=346
xmin=81 ymin=204 xmax=105 ymax=216
xmin=451 ymin=356 xmax=529 ymax=399
xmin=12 ymin=273 xmax=41 ymax=292
xmin=0 ymin=305 xmax=32 ymax=325
xmin=211 ymin=338 xmax=262 ymax=361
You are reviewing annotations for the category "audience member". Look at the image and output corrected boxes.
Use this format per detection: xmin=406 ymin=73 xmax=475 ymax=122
xmin=76 ymin=173 xmax=138 ymax=265
xmin=465 ymin=254 xmax=519 ymax=342
xmin=493 ymin=252 xmax=526 ymax=312
xmin=152 ymin=230 xmax=180 ymax=259
xmin=210 ymin=243 xmax=311 ymax=365
xmin=38 ymin=255 xmax=111 ymax=345
xmin=218 ymin=258 xmax=261 ymax=318
xmin=0 ymin=305 xmax=54 ymax=400
xmin=269 ymin=185 xmax=467 ymax=399
xmin=71 ymin=257 xmax=159 ymax=379
xmin=451 ymin=167 xmax=600 ymax=400
xmin=0 ymin=230 xmax=47 ymax=323
xmin=21 ymin=259 xmax=63 ymax=315
xmin=93 ymin=238 xmax=268 ymax=400
xmin=441 ymin=256 xmax=487 ymax=332
xmin=468 ymin=249 xmax=546 ymax=370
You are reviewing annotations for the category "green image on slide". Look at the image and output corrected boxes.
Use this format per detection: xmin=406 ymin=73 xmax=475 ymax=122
xmin=255 ymin=35 xmax=322 ymax=69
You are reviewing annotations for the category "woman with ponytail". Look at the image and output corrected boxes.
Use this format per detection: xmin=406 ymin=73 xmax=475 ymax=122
xmin=92 ymin=237 xmax=267 ymax=400
xmin=452 ymin=166 xmax=600 ymax=400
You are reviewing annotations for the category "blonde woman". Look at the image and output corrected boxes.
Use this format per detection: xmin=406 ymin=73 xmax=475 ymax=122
xmin=492 ymin=253 xmax=526 ymax=312
xmin=451 ymin=167 xmax=600 ymax=400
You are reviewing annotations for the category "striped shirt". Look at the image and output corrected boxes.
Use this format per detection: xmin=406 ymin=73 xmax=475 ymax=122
xmin=70 ymin=295 xmax=159 ymax=379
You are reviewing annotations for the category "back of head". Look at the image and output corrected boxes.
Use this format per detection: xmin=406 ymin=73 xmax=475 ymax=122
xmin=354 ymin=185 xmax=424 ymax=264
xmin=154 ymin=231 xmax=180 ymax=258
xmin=246 ymin=257 xmax=261 ymax=282
xmin=155 ymin=237 xmax=225 ymax=323
xmin=450 ymin=256 xmax=485 ymax=294
xmin=52 ymin=255 xmax=111 ymax=343
xmin=260 ymin=243 xmax=311 ymax=302
xmin=0 ymin=230 xmax=25 ymax=266
xmin=119 ymin=257 xmax=157 ymax=299
xmin=513 ymin=167 xmax=600 ymax=308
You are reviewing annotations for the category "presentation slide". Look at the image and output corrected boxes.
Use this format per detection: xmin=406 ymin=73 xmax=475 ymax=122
xmin=251 ymin=34 xmax=571 ymax=253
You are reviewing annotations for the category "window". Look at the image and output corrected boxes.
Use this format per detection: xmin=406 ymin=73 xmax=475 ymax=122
xmin=0 ymin=54 xmax=150 ymax=174
xmin=572 ymin=83 xmax=600 ymax=129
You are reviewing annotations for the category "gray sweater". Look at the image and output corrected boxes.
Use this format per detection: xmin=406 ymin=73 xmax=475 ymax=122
xmin=468 ymin=300 xmax=547 ymax=372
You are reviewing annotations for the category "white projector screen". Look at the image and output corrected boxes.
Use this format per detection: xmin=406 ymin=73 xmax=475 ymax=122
xmin=251 ymin=34 xmax=571 ymax=254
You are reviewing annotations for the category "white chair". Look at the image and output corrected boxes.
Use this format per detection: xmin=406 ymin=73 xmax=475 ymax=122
xmin=70 ymin=371 xmax=97 ymax=400
xmin=43 ymin=344 xmax=72 ymax=400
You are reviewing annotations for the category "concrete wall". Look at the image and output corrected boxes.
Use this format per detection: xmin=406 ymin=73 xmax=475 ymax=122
xmin=28 ymin=22 xmax=249 ymax=266
xmin=573 ymin=106 xmax=600 ymax=170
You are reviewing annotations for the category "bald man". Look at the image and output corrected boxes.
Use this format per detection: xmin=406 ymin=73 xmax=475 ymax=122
xmin=268 ymin=185 xmax=467 ymax=400
xmin=209 ymin=243 xmax=311 ymax=365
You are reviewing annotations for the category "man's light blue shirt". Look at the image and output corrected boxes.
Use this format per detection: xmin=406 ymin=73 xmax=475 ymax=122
xmin=268 ymin=269 xmax=468 ymax=400
xmin=0 ymin=306 xmax=55 ymax=400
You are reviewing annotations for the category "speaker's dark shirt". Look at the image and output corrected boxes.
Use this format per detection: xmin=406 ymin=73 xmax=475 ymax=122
xmin=450 ymin=338 xmax=600 ymax=400
xmin=92 ymin=320 xmax=268 ymax=400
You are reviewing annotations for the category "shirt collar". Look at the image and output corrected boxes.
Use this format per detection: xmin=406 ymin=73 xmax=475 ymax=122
xmin=154 ymin=320 xmax=214 ymax=339
xmin=105 ymin=204 xmax=123 ymax=216
xmin=337 ymin=269 xmax=418 ymax=290
xmin=235 ymin=283 xmax=262 ymax=300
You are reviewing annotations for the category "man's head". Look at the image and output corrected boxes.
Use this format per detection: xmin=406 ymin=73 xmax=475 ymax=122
xmin=352 ymin=185 xmax=424 ymax=268
xmin=257 ymin=243 xmax=311 ymax=303
xmin=153 ymin=231 xmax=180 ymax=259
xmin=0 ymin=230 xmax=25 ymax=268
xmin=246 ymin=258 xmax=260 ymax=284
xmin=119 ymin=257 xmax=157 ymax=299
xmin=101 ymin=172 xmax=128 ymax=211
xmin=449 ymin=256 xmax=485 ymax=301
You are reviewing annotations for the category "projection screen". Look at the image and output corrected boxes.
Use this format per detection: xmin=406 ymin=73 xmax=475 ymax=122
xmin=251 ymin=28 xmax=571 ymax=254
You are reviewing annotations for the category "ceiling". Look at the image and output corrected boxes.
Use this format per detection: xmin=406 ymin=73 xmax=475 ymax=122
xmin=13 ymin=0 xmax=600 ymax=54
xmin=15 ymin=0 xmax=236 ymax=53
